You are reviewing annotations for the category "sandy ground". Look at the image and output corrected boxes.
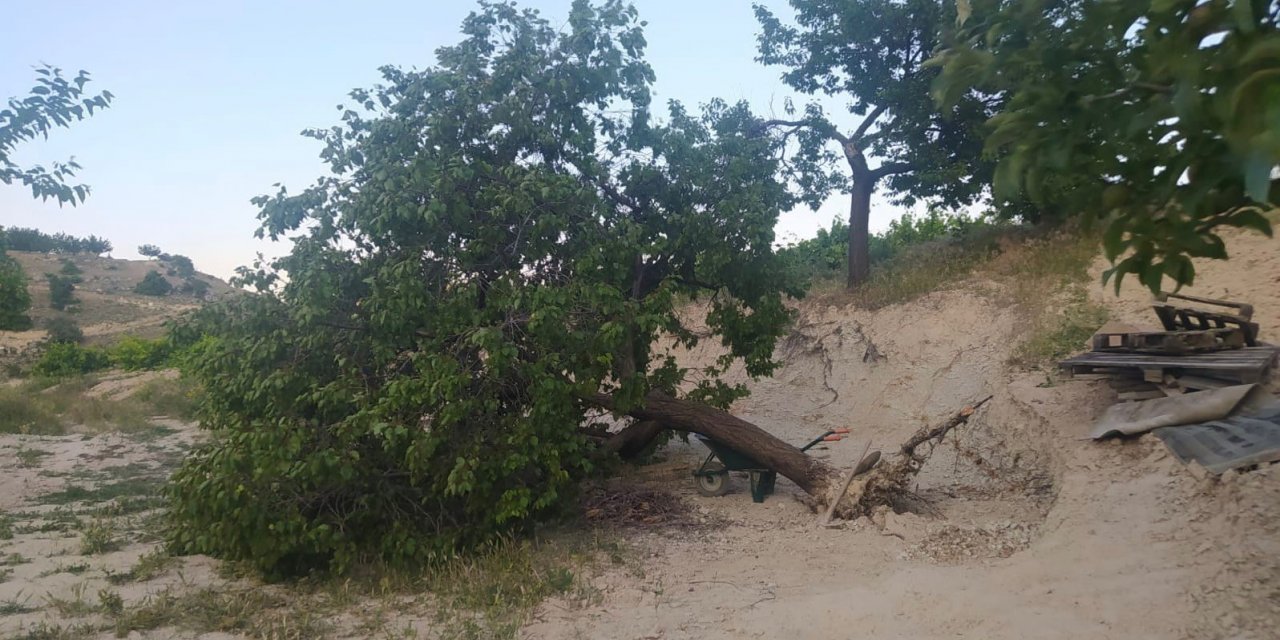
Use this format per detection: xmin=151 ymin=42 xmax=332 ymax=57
xmin=1 ymin=228 xmax=1276 ymax=639
xmin=522 ymin=226 xmax=1280 ymax=640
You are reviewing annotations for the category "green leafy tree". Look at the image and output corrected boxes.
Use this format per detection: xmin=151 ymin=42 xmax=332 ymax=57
xmin=754 ymin=0 xmax=999 ymax=287
xmin=137 ymin=244 xmax=162 ymax=258
xmin=45 ymin=273 xmax=78 ymax=311
xmin=133 ymin=270 xmax=172 ymax=296
xmin=168 ymin=0 xmax=844 ymax=577
xmin=1 ymin=65 xmax=113 ymax=205
xmin=0 ymin=254 xmax=32 ymax=330
xmin=931 ymin=0 xmax=1278 ymax=292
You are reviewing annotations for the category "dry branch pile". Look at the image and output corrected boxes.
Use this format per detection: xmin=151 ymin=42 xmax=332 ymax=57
xmin=582 ymin=486 xmax=703 ymax=529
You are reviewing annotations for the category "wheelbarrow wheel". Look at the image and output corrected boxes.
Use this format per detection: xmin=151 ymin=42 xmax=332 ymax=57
xmin=695 ymin=471 xmax=731 ymax=497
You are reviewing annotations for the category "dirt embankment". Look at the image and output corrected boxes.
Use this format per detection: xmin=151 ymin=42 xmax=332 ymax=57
xmin=525 ymin=227 xmax=1280 ymax=640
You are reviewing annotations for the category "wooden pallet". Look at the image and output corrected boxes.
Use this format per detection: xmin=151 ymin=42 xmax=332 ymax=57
xmin=1152 ymin=292 xmax=1259 ymax=346
xmin=1060 ymin=346 xmax=1279 ymax=384
xmin=1091 ymin=328 xmax=1245 ymax=355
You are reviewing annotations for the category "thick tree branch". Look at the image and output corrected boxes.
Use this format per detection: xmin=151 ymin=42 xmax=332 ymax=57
xmin=852 ymin=104 xmax=887 ymax=142
xmin=871 ymin=162 xmax=913 ymax=180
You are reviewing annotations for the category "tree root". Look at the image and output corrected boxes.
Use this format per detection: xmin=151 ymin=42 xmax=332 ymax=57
xmin=824 ymin=395 xmax=994 ymax=520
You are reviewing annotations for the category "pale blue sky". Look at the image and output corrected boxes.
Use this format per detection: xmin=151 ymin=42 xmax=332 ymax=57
xmin=2 ymin=0 xmax=910 ymax=280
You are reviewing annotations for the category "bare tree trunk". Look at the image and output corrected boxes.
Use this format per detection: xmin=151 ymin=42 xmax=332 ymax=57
xmin=589 ymin=391 xmax=840 ymax=495
xmin=601 ymin=419 xmax=666 ymax=460
xmin=846 ymin=180 xmax=873 ymax=288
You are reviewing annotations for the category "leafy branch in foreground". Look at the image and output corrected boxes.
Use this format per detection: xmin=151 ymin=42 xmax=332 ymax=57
xmin=931 ymin=0 xmax=1278 ymax=292
xmin=1 ymin=65 xmax=113 ymax=206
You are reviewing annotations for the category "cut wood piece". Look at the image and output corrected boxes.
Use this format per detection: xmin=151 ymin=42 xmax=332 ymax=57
xmin=1060 ymin=347 xmax=1279 ymax=384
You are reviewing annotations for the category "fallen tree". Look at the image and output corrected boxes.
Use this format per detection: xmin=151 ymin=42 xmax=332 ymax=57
xmin=167 ymin=2 xmax=993 ymax=578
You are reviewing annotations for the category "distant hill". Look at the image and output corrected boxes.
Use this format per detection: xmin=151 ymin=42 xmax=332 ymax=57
xmin=1 ymin=251 xmax=235 ymax=352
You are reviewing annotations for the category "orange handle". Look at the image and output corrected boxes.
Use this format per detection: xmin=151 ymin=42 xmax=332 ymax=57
xmin=823 ymin=434 xmax=843 ymax=442
xmin=832 ymin=427 xmax=851 ymax=434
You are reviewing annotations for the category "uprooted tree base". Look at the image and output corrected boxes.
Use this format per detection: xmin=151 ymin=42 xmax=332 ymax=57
xmin=594 ymin=391 xmax=993 ymax=518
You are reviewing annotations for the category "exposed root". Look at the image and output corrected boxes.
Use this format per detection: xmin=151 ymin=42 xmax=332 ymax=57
xmin=826 ymin=396 xmax=994 ymax=520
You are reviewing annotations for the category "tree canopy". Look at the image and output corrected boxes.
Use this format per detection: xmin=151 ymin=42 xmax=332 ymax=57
xmin=169 ymin=0 xmax=809 ymax=575
xmin=931 ymin=0 xmax=1278 ymax=292
xmin=754 ymin=0 xmax=999 ymax=286
xmin=1 ymin=65 xmax=113 ymax=206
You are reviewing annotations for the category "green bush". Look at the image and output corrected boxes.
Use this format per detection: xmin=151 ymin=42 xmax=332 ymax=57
xmin=44 ymin=316 xmax=84 ymax=344
xmin=134 ymin=270 xmax=173 ymax=296
xmin=33 ymin=343 xmax=112 ymax=378
xmin=109 ymin=336 xmax=172 ymax=371
xmin=58 ymin=259 xmax=83 ymax=279
xmin=0 ymin=254 xmax=33 ymax=330
xmin=46 ymin=273 xmax=79 ymax=311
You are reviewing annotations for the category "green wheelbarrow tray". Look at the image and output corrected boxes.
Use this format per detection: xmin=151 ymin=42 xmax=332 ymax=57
xmin=692 ymin=429 xmax=848 ymax=503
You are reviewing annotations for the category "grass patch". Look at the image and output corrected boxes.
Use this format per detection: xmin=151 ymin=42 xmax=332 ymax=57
xmin=1011 ymin=293 xmax=1110 ymax=368
xmin=0 ymin=597 xmax=35 ymax=615
xmin=112 ymin=586 xmax=334 ymax=639
xmin=5 ymin=622 xmax=100 ymax=640
xmin=105 ymin=548 xmax=174 ymax=584
xmin=0 ymin=512 xmax=13 ymax=540
xmin=38 ymin=476 xmax=162 ymax=507
xmin=16 ymin=447 xmax=54 ymax=469
xmin=0 ymin=373 xmax=199 ymax=435
xmin=39 ymin=562 xmax=91 ymax=578
xmin=415 ymin=534 xmax=606 ymax=640
xmin=0 ymin=388 xmax=63 ymax=435
xmin=2 ymin=553 xmax=30 ymax=566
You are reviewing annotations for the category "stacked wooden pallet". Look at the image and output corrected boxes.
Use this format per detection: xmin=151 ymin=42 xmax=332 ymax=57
xmin=1060 ymin=293 xmax=1277 ymax=397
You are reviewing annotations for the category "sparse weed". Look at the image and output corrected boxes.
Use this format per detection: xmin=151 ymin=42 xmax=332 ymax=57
xmin=106 ymin=548 xmax=174 ymax=584
xmin=79 ymin=515 xmax=122 ymax=555
xmin=16 ymin=447 xmax=54 ymax=468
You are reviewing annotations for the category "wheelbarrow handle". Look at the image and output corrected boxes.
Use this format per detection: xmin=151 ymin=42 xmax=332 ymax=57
xmin=832 ymin=427 xmax=850 ymax=434
xmin=800 ymin=430 xmax=843 ymax=451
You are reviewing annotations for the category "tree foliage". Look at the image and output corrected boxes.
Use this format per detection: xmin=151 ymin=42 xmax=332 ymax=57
xmin=134 ymin=270 xmax=173 ymax=296
xmin=46 ymin=273 xmax=78 ymax=311
xmin=168 ymin=0 xmax=803 ymax=576
xmin=0 ymin=226 xmax=112 ymax=254
xmin=0 ymin=254 xmax=33 ymax=331
xmin=754 ymin=0 xmax=999 ymax=285
xmin=1 ymin=65 xmax=113 ymax=206
xmin=931 ymin=0 xmax=1278 ymax=292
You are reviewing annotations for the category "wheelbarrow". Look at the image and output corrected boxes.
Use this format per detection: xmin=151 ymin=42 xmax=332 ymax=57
xmin=692 ymin=429 xmax=850 ymax=503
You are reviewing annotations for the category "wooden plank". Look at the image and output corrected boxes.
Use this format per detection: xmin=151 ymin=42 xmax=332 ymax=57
xmin=1060 ymin=347 xmax=1277 ymax=370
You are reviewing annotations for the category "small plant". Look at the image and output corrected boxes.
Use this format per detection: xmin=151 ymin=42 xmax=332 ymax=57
xmin=0 ymin=512 xmax=13 ymax=539
xmin=97 ymin=588 xmax=124 ymax=615
xmin=16 ymin=448 xmax=53 ymax=468
xmin=106 ymin=548 xmax=174 ymax=584
xmin=80 ymin=515 xmax=122 ymax=555
xmin=58 ymin=258 xmax=83 ymax=279
xmin=133 ymin=270 xmax=172 ymax=296
xmin=0 ymin=596 xmax=36 ymax=615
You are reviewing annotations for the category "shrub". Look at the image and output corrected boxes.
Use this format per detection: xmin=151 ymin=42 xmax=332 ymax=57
xmin=0 ymin=255 xmax=32 ymax=330
xmin=180 ymin=277 xmax=210 ymax=298
xmin=58 ymin=259 xmax=83 ymax=279
xmin=134 ymin=270 xmax=173 ymax=296
xmin=138 ymin=244 xmax=163 ymax=258
xmin=44 ymin=316 xmax=84 ymax=344
xmin=46 ymin=273 xmax=79 ymax=311
xmin=109 ymin=336 xmax=172 ymax=371
xmin=33 ymin=343 xmax=112 ymax=378
xmin=165 ymin=255 xmax=196 ymax=279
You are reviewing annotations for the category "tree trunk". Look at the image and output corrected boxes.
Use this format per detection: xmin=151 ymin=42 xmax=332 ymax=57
xmin=846 ymin=178 xmax=873 ymax=289
xmin=600 ymin=419 xmax=666 ymax=460
xmin=589 ymin=391 xmax=839 ymax=496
